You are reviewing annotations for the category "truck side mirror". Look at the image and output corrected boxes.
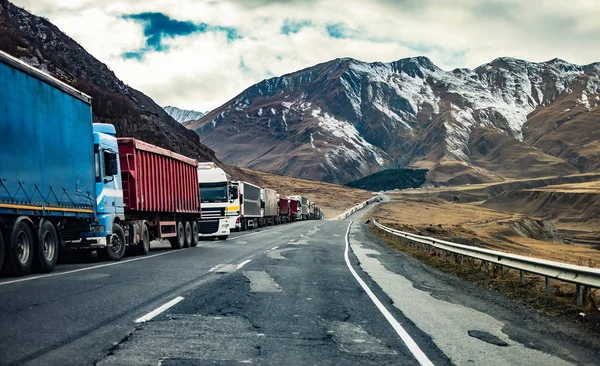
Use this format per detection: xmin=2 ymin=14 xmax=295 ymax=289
xmin=240 ymin=194 xmax=244 ymax=204
xmin=261 ymin=201 xmax=265 ymax=209
xmin=106 ymin=153 xmax=119 ymax=176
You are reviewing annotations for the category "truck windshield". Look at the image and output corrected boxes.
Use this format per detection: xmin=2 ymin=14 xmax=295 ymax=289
xmin=200 ymin=183 xmax=228 ymax=203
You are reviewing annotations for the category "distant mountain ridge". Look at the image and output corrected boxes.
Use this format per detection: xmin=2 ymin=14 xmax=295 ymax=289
xmin=164 ymin=106 xmax=206 ymax=124
xmin=187 ymin=55 xmax=600 ymax=184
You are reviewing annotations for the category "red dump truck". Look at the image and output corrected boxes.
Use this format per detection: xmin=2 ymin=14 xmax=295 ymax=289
xmin=289 ymin=197 xmax=300 ymax=222
xmin=278 ymin=197 xmax=290 ymax=224
xmin=117 ymin=138 xmax=201 ymax=252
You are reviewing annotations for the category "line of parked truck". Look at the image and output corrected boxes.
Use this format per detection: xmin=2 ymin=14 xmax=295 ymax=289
xmin=0 ymin=50 xmax=322 ymax=276
xmin=197 ymin=162 xmax=323 ymax=240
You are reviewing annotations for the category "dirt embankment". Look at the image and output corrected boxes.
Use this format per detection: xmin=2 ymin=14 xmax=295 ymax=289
xmin=399 ymin=173 xmax=600 ymax=204
xmin=483 ymin=190 xmax=600 ymax=227
xmin=484 ymin=174 xmax=600 ymax=198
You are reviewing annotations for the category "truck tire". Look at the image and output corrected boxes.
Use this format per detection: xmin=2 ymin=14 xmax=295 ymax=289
xmin=137 ymin=222 xmax=150 ymax=255
xmin=217 ymin=236 xmax=228 ymax=240
xmin=3 ymin=219 xmax=34 ymax=276
xmin=190 ymin=221 xmax=199 ymax=247
xmin=100 ymin=223 xmax=126 ymax=261
xmin=32 ymin=220 xmax=58 ymax=273
xmin=169 ymin=221 xmax=185 ymax=249
xmin=184 ymin=221 xmax=192 ymax=248
xmin=0 ymin=229 xmax=5 ymax=274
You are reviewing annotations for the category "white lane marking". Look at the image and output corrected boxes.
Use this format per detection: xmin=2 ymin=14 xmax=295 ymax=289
xmin=2 ymin=223 xmax=307 ymax=286
xmin=344 ymin=221 xmax=434 ymax=366
xmin=209 ymin=264 xmax=224 ymax=272
xmin=0 ymin=248 xmax=194 ymax=287
xmin=236 ymin=259 xmax=252 ymax=270
xmin=135 ymin=296 xmax=185 ymax=323
xmin=215 ymin=264 xmax=237 ymax=273
xmin=271 ymin=246 xmax=279 ymax=250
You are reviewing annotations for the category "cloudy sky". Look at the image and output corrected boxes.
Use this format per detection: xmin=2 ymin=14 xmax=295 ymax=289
xmin=15 ymin=0 xmax=600 ymax=112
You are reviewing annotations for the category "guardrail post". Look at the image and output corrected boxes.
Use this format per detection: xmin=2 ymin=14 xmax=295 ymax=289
xmin=576 ymin=285 xmax=584 ymax=307
xmin=520 ymin=270 xmax=524 ymax=284
xmin=442 ymin=250 xmax=446 ymax=261
xmin=501 ymin=265 xmax=505 ymax=277
xmin=460 ymin=255 xmax=464 ymax=265
xmin=545 ymin=277 xmax=551 ymax=297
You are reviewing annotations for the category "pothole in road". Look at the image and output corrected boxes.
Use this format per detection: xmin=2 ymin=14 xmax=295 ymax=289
xmin=467 ymin=330 xmax=508 ymax=347
xmin=96 ymin=315 xmax=262 ymax=365
xmin=243 ymin=271 xmax=282 ymax=293
xmin=266 ymin=248 xmax=297 ymax=260
xmin=320 ymin=320 xmax=396 ymax=355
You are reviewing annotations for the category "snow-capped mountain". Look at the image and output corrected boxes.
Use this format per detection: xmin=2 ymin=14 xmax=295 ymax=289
xmin=164 ymin=106 xmax=206 ymax=124
xmin=187 ymin=56 xmax=600 ymax=184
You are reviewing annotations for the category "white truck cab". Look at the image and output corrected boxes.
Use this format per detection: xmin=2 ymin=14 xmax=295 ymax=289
xmin=197 ymin=162 xmax=232 ymax=240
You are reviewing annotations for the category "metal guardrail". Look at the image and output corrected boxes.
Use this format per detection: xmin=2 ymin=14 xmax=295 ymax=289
xmin=373 ymin=220 xmax=600 ymax=307
xmin=335 ymin=196 xmax=380 ymax=220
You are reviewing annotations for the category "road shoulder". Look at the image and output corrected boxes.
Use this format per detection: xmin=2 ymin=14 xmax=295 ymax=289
xmin=348 ymin=218 xmax=600 ymax=365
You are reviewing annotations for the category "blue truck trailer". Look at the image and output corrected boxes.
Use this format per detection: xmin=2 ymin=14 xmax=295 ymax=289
xmin=0 ymin=51 xmax=128 ymax=276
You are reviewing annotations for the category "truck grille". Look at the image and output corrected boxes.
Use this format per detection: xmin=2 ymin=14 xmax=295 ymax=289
xmin=201 ymin=207 xmax=225 ymax=218
xmin=199 ymin=219 xmax=220 ymax=234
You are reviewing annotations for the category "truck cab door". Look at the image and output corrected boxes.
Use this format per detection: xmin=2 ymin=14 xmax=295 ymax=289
xmin=96 ymin=148 xmax=123 ymax=216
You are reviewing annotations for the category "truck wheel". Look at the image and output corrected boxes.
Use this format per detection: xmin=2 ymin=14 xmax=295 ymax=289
xmin=32 ymin=220 xmax=58 ymax=273
xmin=4 ymin=219 xmax=34 ymax=276
xmin=169 ymin=222 xmax=185 ymax=249
xmin=100 ymin=223 xmax=126 ymax=261
xmin=190 ymin=221 xmax=199 ymax=247
xmin=217 ymin=236 xmax=228 ymax=240
xmin=184 ymin=221 xmax=192 ymax=248
xmin=137 ymin=222 xmax=150 ymax=255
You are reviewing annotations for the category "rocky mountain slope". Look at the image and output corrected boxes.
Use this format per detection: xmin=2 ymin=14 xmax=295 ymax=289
xmin=164 ymin=106 xmax=206 ymax=124
xmin=188 ymin=55 xmax=600 ymax=184
xmin=0 ymin=0 xmax=219 ymax=164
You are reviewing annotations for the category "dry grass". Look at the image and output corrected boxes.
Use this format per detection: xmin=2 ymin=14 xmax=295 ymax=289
xmin=398 ymin=172 xmax=600 ymax=196
xmin=239 ymin=168 xmax=374 ymax=219
xmin=531 ymin=181 xmax=600 ymax=193
xmin=370 ymin=196 xmax=600 ymax=265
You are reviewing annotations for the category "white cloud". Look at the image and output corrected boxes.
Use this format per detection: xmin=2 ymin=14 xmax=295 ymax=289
xmin=12 ymin=0 xmax=600 ymax=112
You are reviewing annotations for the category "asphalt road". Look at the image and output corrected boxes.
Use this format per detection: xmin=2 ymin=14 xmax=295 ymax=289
xmin=0 ymin=204 xmax=598 ymax=365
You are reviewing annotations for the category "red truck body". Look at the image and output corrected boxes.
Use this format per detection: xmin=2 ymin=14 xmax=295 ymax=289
xmin=118 ymin=138 xmax=199 ymax=214
xmin=278 ymin=198 xmax=290 ymax=223
xmin=116 ymin=138 xmax=201 ymax=248
xmin=289 ymin=198 xmax=299 ymax=222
